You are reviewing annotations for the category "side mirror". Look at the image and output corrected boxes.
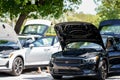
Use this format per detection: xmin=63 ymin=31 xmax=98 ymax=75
xmin=29 ymin=44 xmax=34 ymax=49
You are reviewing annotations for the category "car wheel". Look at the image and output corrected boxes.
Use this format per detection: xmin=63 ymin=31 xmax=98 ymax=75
xmin=97 ymin=60 xmax=107 ymax=80
xmin=11 ymin=57 xmax=24 ymax=76
xmin=52 ymin=74 xmax=62 ymax=80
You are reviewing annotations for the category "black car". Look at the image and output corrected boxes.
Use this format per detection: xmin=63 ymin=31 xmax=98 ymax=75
xmin=99 ymin=19 xmax=120 ymax=73
xmin=49 ymin=22 xmax=108 ymax=80
xmin=49 ymin=20 xmax=120 ymax=80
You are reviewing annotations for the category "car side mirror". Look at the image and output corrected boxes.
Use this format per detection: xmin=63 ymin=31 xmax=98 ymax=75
xmin=29 ymin=44 xmax=34 ymax=49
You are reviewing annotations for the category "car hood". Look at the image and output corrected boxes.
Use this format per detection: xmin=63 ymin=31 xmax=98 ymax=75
xmin=54 ymin=22 xmax=105 ymax=50
xmin=0 ymin=22 xmax=19 ymax=42
xmin=0 ymin=22 xmax=22 ymax=49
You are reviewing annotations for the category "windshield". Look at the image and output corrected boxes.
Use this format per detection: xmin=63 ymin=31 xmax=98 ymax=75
xmin=66 ymin=42 xmax=102 ymax=50
xmin=22 ymin=24 xmax=48 ymax=35
xmin=100 ymin=25 xmax=120 ymax=34
xmin=0 ymin=40 xmax=20 ymax=51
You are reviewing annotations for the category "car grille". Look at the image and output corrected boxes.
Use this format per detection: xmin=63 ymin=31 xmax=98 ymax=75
xmin=52 ymin=57 xmax=96 ymax=75
xmin=54 ymin=58 xmax=83 ymax=64
xmin=54 ymin=69 xmax=83 ymax=75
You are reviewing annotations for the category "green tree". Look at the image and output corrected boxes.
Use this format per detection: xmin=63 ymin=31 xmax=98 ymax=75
xmin=0 ymin=0 xmax=81 ymax=34
xmin=95 ymin=0 xmax=120 ymax=21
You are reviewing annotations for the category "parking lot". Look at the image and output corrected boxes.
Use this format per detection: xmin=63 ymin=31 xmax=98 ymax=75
xmin=0 ymin=68 xmax=120 ymax=80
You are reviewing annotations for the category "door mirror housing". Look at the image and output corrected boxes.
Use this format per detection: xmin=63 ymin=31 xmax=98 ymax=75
xmin=29 ymin=44 xmax=34 ymax=49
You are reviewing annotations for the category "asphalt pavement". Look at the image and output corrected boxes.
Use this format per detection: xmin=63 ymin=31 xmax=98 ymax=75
xmin=0 ymin=68 xmax=120 ymax=80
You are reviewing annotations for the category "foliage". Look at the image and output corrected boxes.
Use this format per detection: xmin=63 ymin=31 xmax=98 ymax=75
xmin=95 ymin=0 xmax=120 ymax=21
xmin=0 ymin=0 xmax=82 ymax=34
xmin=46 ymin=11 xmax=100 ymax=34
xmin=0 ymin=0 xmax=82 ymax=19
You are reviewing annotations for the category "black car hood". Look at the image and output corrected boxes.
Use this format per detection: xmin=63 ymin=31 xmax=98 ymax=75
xmin=99 ymin=19 xmax=120 ymax=31
xmin=54 ymin=22 xmax=105 ymax=50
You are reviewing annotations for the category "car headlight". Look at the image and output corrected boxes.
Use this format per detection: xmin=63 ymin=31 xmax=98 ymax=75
xmin=0 ymin=53 xmax=14 ymax=58
xmin=0 ymin=54 xmax=9 ymax=58
xmin=83 ymin=56 xmax=99 ymax=64
xmin=50 ymin=57 xmax=54 ymax=62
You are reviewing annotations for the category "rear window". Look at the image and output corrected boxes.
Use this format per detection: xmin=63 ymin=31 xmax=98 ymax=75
xmin=22 ymin=24 xmax=48 ymax=35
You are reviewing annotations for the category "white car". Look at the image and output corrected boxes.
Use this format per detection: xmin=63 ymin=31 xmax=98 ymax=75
xmin=0 ymin=22 xmax=61 ymax=76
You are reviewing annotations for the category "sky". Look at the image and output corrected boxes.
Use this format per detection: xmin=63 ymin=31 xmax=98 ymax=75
xmin=76 ymin=0 xmax=98 ymax=15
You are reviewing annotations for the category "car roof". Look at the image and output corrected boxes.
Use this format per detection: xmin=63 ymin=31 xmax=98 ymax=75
xmin=25 ymin=19 xmax=51 ymax=26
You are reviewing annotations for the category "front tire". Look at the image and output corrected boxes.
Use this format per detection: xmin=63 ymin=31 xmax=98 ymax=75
xmin=11 ymin=57 xmax=24 ymax=76
xmin=97 ymin=60 xmax=107 ymax=80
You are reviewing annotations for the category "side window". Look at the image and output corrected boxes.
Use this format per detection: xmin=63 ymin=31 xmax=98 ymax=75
xmin=33 ymin=37 xmax=53 ymax=47
xmin=106 ymin=39 xmax=112 ymax=49
xmin=114 ymin=37 xmax=120 ymax=50
xmin=106 ymin=38 xmax=114 ymax=51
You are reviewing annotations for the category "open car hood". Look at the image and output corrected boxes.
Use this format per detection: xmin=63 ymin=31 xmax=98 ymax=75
xmin=0 ymin=22 xmax=19 ymax=43
xmin=54 ymin=22 xmax=105 ymax=50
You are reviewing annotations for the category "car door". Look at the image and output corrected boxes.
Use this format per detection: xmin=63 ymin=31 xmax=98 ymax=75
xmin=25 ymin=46 xmax=52 ymax=66
xmin=107 ymin=37 xmax=120 ymax=70
xmin=44 ymin=36 xmax=61 ymax=62
xmin=25 ymin=36 xmax=54 ymax=66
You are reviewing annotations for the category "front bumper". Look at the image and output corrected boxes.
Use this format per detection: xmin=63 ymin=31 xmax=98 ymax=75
xmin=0 ymin=58 xmax=12 ymax=72
xmin=50 ymin=65 xmax=97 ymax=76
xmin=50 ymin=58 xmax=98 ymax=77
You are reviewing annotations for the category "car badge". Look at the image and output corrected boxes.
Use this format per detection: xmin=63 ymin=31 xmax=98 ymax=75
xmin=65 ymin=61 xmax=69 ymax=64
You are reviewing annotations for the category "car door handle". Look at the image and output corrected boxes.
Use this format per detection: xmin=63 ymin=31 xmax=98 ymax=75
xmin=44 ymin=49 xmax=50 ymax=51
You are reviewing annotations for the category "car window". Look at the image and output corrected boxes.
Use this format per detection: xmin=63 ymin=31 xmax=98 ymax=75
xmin=33 ymin=37 xmax=54 ymax=47
xmin=66 ymin=42 xmax=102 ymax=50
xmin=114 ymin=38 xmax=120 ymax=50
xmin=100 ymin=25 xmax=120 ymax=34
xmin=22 ymin=24 xmax=48 ymax=35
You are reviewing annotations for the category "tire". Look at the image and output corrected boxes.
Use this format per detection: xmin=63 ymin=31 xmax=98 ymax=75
xmin=97 ymin=60 xmax=107 ymax=80
xmin=11 ymin=57 xmax=24 ymax=76
xmin=52 ymin=74 xmax=62 ymax=80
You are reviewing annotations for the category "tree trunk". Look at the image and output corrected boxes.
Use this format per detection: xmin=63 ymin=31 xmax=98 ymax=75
xmin=14 ymin=13 xmax=28 ymax=34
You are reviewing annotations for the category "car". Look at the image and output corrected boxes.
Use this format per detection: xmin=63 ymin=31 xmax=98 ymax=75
xmin=49 ymin=20 xmax=120 ymax=80
xmin=0 ymin=22 xmax=61 ymax=76
xmin=49 ymin=21 xmax=108 ymax=80
xmin=19 ymin=19 xmax=52 ymax=40
xmin=99 ymin=19 xmax=120 ymax=73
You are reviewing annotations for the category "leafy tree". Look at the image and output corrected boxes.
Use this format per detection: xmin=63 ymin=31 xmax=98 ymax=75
xmin=95 ymin=0 xmax=120 ymax=21
xmin=0 ymin=0 xmax=81 ymax=34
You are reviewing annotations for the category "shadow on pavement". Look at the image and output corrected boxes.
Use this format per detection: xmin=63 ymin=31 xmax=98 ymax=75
xmin=106 ymin=72 xmax=120 ymax=80
xmin=0 ymin=68 xmax=39 ymax=77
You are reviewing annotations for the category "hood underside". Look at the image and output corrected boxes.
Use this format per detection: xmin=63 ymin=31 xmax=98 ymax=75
xmin=0 ymin=22 xmax=18 ymax=43
xmin=54 ymin=22 xmax=105 ymax=50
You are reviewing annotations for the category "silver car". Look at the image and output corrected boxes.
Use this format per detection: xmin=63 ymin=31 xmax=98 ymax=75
xmin=0 ymin=22 xmax=61 ymax=76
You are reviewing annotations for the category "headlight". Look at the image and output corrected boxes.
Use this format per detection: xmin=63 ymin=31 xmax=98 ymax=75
xmin=83 ymin=56 xmax=99 ymax=64
xmin=0 ymin=54 xmax=9 ymax=58
xmin=0 ymin=53 xmax=13 ymax=58
xmin=50 ymin=57 xmax=54 ymax=61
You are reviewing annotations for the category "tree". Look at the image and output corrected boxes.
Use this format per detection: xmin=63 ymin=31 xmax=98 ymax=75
xmin=0 ymin=0 xmax=82 ymax=34
xmin=95 ymin=0 xmax=120 ymax=21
